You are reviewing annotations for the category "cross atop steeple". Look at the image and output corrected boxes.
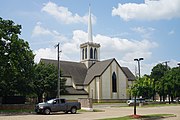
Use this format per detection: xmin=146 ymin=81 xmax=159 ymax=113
xmin=88 ymin=4 xmax=93 ymax=42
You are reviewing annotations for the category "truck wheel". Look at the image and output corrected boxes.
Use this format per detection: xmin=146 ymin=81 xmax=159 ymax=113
xmin=44 ymin=108 xmax=51 ymax=115
xmin=71 ymin=107 xmax=77 ymax=114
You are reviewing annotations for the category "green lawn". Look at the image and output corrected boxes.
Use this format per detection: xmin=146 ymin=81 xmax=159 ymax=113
xmin=142 ymin=103 xmax=180 ymax=107
xmin=99 ymin=114 xmax=176 ymax=120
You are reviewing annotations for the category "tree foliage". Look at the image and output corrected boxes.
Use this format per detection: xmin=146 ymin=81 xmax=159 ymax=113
xmin=0 ymin=17 xmax=34 ymax=96
xmin=151 ymin=63 xmax=168 ymax=81
xmin=150 ymin=63 xmax=170 ymax=101
xmin=150 ymin=63 xmax=180 ymax=102
xmin=131 ymin=76 xmax=153 ymax=99
xmin=33 ymin=62 xmax=66 ymax=102
xmin=163 ymin=67 xmax=180 ymax=102
xmin=0 ymin=17 xmax=68 ymax=101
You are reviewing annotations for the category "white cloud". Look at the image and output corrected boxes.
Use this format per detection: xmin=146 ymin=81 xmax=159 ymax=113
xmin=31 ymin=23 xmax=68 ymax=45
xmin=118 ymin=59 xmax=156 ymax=77
xmin=34 ymin=48 xmax=70 ymax=63
xmin=112 ymin=0 xmax=180 ymax=21
xmin=131 ymin=27 xmax=155 ymax=34
xmin=32 ymin=23 xmax=52 ymax=36
xmin=94 ymin=34 xmax=158 ymax=61
xmin=169 ymin=59 xmax=180 ymax=68
xmin=42 ymin=1 xmax=96 ymax=24
xmin=34 ymin=48 xmax=56 ymax=63
xmin=33 ymin=30 xmax=87 ymax=63
xmin=131 ymin=26 xmax=155 ymax=39
xmin=33 ymin=29 xmax=158 ymax=75
xmin=119 ymin=59 xmax=180 ymax=77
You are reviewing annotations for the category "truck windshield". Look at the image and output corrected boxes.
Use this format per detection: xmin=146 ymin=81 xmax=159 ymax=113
xmin=47 ymin=99 xmax=54 ymax=104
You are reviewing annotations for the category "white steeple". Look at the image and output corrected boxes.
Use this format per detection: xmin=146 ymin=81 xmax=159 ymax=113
xmin=88 ymin=4 xmax=93 ymax=42
xmin=80 ymin=4 xmax=100 ymax=68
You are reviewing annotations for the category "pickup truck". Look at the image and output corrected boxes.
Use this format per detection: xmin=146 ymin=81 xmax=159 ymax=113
xmin=35 ymin=98 xmax=81 ymax=115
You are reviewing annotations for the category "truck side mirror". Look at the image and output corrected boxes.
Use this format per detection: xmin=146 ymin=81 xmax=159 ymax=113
xmin=53 ymin=101 xmax=57 ymax=104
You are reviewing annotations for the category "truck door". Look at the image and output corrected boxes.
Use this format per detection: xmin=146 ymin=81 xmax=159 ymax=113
xmin=58 ymin=99 xmax=66 ymax=111
xmin=51 ymin=99 xmax=59 ymax=112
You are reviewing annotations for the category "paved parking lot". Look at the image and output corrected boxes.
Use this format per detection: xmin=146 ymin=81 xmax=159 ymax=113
xmin=0 ymin=105 xmax=179 ymax=120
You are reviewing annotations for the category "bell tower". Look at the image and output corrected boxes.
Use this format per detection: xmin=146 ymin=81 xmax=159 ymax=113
xmin=80 ymin=5 xmax=100 ymax=68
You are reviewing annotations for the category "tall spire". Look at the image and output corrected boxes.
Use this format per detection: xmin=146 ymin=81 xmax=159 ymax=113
xmin=88 ymin=4 xmax=93 ymax=42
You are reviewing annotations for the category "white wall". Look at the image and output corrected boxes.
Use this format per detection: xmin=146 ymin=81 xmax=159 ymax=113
xmin=100 ymin=60 xmax=128 ymax=100
xmin=101 ymin=66 xmax=111 ymax=99
xmin=87 ymin=59 xmax=129 ymax=101
xmin=96 ymin=78 xmax=100 ymax=100
xmin=89 ymin=78 xmax=96 ymax=99
xmin=118 ymin=66 xmax=128 ymax=99
xmin=65 ymin=77 xmax=72 ymax=86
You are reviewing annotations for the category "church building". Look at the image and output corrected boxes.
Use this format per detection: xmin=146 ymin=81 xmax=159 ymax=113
xmin=41 ymin=6 xmax=135 ymax=102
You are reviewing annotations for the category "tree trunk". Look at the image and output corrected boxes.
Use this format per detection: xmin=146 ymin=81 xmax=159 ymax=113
xmin=168 ymin=94 xmax=171 ymax=104
xmin=153 ymin=81 xmax=156 ymax=101
xmin=37 ymin=94 xmax=43 ymax=103
xmin=163 ymin=94 xmax=165 ymax=102
xmin=171 ymin=95 xmax=174 ymax=103
xmin=160 ymin=95 xmax=162 ymax=102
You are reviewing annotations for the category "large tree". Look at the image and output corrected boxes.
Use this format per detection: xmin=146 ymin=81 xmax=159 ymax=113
xmin=0 ymin=17 xmax=34 ymax=96
xmin=131 ymin=75 xmax=153 ymax=99
xmin=150 ymin=63 xmax=170 ymax=101
xmin=33 ymin=62 xmax=66 ymax=102
xmin=163 ymin=67 xmax=180 ymax=103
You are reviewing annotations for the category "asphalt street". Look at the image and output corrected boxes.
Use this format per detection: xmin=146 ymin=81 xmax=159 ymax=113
xmin=0 ymin=105 xmax=179 ymax=120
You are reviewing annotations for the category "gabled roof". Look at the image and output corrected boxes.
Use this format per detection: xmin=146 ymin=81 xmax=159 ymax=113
xmin=40 ymin=58 xmax=135 ymax=86
xmin=84 ymin=58 xmax=114 ymax=85
xmin=84 ymin=58 xmax=136 ymax=85
xmin=65 ymin=86 xmax=88 ymax=95
xmin=40 ymin=59 xmax=87 ymax=85
xmin=121 ymin=67 xmax=136 ymax=81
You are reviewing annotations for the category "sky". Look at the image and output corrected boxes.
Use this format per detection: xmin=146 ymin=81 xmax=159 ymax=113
xmin=1 ymin=0 xmax=180 ymax=76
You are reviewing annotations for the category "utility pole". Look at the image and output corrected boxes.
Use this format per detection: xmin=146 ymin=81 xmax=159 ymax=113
xmin=55 ymin=43 xmax=62 ymax=98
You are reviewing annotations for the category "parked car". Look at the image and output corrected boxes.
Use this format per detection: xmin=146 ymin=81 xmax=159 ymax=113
xmin=127 ymin=98 xmax=145 ymax=106
xmin=35 ymin=98 xmax=81 ymax=115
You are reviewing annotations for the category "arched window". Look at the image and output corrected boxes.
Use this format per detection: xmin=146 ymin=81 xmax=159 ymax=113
xmin=85 ymin=48 xmax=87 ymax=59
xmin=90 ymin=47 xmax=93 ymax=59
xmin=112 ymin=72 xmax=117 ymax=92
xmin=94 ymin=48 xmax=97 ymax=59
xmin=82 ymin=49 xmax=84 ymax=60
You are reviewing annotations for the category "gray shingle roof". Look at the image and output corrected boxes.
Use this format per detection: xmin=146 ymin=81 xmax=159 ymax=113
xmin=41 ymin=59 xmax=87 ymax=85
xmin=84 ymin=58 xmax=114 ymax=85
xmin=40 ymin=58 xmax=135 ymax=86
xmin=65 ymin=86 xmax=88 ymax=95
xmin=121 ymin=67 xmax=136 ymax=81
xmin=84 ymin=58 xmax=136 ymax=85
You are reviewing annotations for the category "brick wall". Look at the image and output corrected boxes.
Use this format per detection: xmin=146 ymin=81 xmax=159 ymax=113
xmin=78 ymin=98 xmax=92 ymax=108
